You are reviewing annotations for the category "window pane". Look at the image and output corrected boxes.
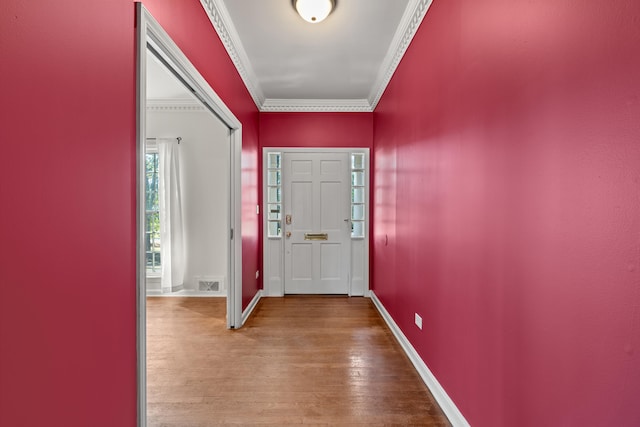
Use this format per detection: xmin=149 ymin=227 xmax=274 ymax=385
xmin=268 ymin=152 xmax=281 ymax=169
xmin=145 ymin=153 xmax=159 ymax=211
xmin=351 ymin=187 xmax=365 ymax=204
xmin=351 ymin=221 xmax=365 ymax=238
xmin=153 ymin=252 xmax=161 ymax=269
xmin=351 ymin=153 xmax=365 ymax=170
xmin=351 ymin=205 xmax=364 ymax=221
xmin=351 ymin=171 xmax=364 ymax=186
xmin=268 ymin=220 xmax=281 ymax=238
xmin=145 ymin=153 xmax=161 ymax=273
xmin=268 ymin=186 xmax=281 ymax=203
xmin=268 ymin=204 xmax=281 ymax=220
xmin=267 ymin=170 xmax=281 ymax=186
xmin=352 ymin=204 xmax=365 ymax=221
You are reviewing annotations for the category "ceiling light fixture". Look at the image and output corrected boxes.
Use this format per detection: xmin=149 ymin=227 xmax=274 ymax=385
xmin=294 ymin=0 xmax=335 ymax=24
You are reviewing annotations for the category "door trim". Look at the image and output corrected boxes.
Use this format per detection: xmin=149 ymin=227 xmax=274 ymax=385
xmin=136 ymin=5 xmax=243 ymax=426
xmin=262 ymin=147 xmax=370 ymax=297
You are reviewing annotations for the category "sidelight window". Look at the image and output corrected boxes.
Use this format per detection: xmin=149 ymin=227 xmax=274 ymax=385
xmin=350 ymin=153 xmax=365 ymax=238
xmin=267 ymin=152 xmax=282 ymax=238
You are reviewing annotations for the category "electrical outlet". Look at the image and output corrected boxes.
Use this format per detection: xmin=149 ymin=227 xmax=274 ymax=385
xmin=415 ymin=313 xmax=423 ymax=330
xmin=256 ymin=270 xmax=260 ymax=279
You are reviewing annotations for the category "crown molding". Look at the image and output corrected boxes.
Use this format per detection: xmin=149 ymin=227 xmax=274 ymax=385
xmin=368 ymin=0 xmax=434 ymax=109
xmin=199 ymin=0 xmax=433 ymax=112
xmin=261 ymin=98 xmax=373 ymax=113
xmin=146 ymin=99 xmax=206 ymax=112
xmin=199 ymin=0 xmax=265 ymax=109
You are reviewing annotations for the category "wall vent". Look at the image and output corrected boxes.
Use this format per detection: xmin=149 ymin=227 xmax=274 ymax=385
xmin=195 ymin=276 xmax=225 ymax=294
xmin=199 ymin=280 xmax=220 ymax=292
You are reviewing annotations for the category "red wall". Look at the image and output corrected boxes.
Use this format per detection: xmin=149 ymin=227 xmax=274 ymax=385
xmin=0 ymin=1 xmax=259 ymax=426
xmin=373 ymin=1 xmax=640 ymax=426
xmin=260 ymin=112 xmax=373 ymax=148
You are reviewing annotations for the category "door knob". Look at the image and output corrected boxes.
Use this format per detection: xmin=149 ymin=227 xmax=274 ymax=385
xmin=286 ymin=231 xmax=292 ymax=238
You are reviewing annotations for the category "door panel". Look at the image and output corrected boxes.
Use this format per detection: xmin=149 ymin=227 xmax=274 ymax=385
xmin=291 ymin=182 xmax=313 ymax=229
xmin=291 ymin=243 xmax=313 ymax=280
xmin=283 ymin=152 xmax=350 ymax=294
xmin=321 ymin=182 xmax=342 ymax=229
xmin=320 ymin=244 xmax=341 ymax=279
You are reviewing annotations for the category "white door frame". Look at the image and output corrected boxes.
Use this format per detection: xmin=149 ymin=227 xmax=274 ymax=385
xmin=136 ymin=4 xmax=243 ymax=426
xmin=262 ymin=147 xmax=370 ymax=297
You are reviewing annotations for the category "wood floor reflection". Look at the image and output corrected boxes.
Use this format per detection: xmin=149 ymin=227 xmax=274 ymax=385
xmin=146 ymin=296 xmax=451 ymax=426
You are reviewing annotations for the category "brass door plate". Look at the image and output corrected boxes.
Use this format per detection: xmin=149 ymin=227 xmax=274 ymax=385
xmin=304 ymin=233 xmax=328 ymax=241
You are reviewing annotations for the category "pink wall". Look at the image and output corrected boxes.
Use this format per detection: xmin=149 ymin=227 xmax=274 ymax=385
xmin=260 ymin=112 xmax=373 ymax=148
xmin=373 ymin=1 xmax=640 ymax=426
xmin=0 ymin=1 xmax=259 ymax=425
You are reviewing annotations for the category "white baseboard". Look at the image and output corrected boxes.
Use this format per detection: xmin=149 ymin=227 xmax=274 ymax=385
xmin=146 ymin=289 xmax=226 ymax=297
xmin=370 ymin=291 xmax=470 ymax=427
xmin=242 ymin=290 xmax=262 ymax=326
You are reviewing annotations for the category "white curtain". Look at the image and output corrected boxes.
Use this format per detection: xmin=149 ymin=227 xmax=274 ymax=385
xmin=158 ymin=138 xmax=185 ymax=293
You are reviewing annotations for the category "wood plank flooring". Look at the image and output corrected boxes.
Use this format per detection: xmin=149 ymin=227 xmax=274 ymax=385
xmin=146 ymin=296 xmax=451 ymax=426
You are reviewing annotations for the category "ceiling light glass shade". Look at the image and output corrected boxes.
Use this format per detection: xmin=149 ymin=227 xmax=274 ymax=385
xmin=294 ymin=0 xmax=334 ymax=24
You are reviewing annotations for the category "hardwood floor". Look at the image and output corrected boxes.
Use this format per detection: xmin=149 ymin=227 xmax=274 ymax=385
xmin=146 ymin=296 xmax=451 ymax=426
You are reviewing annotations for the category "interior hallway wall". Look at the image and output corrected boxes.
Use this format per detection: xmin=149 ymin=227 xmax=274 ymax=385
xmin=260 ymin=112 xmax=374 ymax=148
xmin=373 ymin=1 xmax=640 ymax=426
xmin=147 ymin=109 xmax=230 ymax=291
xmin=0 ymin=0 xmax=259 ymax=426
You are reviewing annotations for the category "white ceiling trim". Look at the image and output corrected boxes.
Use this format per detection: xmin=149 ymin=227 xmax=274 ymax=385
xmin=200 ymin=0 xmax=433 ymax=112
xmin=261 ymin=98 xmax=372 ymax=113
xmin=147 ymin=99 xmax=206 ymax=112
xmin=199 ymin=0 xmax=265 ymax=109
xmin=368 ymin=0 xmax=434 ymax=109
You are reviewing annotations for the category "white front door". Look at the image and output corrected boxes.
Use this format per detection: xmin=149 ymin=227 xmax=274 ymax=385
xmin=283 ymin=152 xmax=351 ymax=294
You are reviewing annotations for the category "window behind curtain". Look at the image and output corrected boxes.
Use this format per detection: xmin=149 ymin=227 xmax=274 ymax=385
xmin=145 ymin=152 xmax=161 ymax=273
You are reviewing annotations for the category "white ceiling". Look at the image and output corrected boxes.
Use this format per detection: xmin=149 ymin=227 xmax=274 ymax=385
xmin=222 ymin=0 xmax=408 ymax=100
xmin=147 ymin=0 xmax=433 ymax=112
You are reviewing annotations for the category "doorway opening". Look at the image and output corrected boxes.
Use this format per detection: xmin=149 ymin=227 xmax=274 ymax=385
xmin=262 ymin=148 xmax=370 ymax=297
xmin=136 ymin=5 xmax=243 ymax=426
xmin=144 ymin=50 xmax=230 ymax=298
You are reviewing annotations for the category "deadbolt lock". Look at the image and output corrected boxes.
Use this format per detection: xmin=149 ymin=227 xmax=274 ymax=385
xmin=285 ymin=214 xmax=292 ymax=225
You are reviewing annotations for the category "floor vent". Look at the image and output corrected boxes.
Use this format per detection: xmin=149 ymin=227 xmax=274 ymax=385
xmin=198 ymin=280 xmax=220 ymax=292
